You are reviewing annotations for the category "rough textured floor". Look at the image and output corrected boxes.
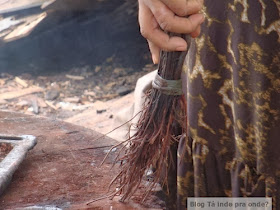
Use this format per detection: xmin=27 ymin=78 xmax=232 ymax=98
xmin=0 ymin=111 xmax=164 ymax=209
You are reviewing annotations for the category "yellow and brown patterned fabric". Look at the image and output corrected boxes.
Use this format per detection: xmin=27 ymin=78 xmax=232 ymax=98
xmin=175 ymin=1 xmax=280 ymax=209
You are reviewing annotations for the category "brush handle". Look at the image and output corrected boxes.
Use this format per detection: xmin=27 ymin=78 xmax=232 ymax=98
xmin=157 ymin=33 xmax=191 ymax=81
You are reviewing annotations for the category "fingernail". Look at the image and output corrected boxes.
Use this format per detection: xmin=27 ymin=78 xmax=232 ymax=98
xmin=152 ymin=54 xmax=158 ymax=64
xmin=199 ymin=14 xmax=205 ymax=24
xmin=176 ymin=46 xmax=187 ymax=51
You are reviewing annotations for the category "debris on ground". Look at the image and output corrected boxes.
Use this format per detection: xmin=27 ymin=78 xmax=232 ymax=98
xmin=0 ymin=62 xmax=156 ymax=132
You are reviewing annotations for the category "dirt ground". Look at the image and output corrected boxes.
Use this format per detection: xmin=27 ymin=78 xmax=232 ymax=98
xmin=0 ymin=59 xmax=156 ymax=135
xmin=0 ymin=58 xmax=155 ymax=116
xmin=0 ymin=111 xmax=165 ymax=209
xmin=0 ymin=58 xmax=162 ymax=209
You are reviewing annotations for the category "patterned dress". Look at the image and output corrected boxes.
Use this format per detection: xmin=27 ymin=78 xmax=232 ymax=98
xmin=175 ymin=1 xmax=280 ymax=209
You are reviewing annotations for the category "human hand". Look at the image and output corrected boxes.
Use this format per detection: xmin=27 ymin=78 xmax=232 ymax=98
xmin=138 ymin=0 xmax=205 ymax=64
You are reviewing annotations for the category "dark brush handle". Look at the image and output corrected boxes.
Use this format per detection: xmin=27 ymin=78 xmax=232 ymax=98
xmin=157 ymin=34 xmax=191 ymax=80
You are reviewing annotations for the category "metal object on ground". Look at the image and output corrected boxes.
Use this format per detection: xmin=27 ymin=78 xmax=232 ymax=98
xmin=14 ymin=205 xmax=62 ymax=210
xmin=0 ymin=134 xmax=37 ymax=195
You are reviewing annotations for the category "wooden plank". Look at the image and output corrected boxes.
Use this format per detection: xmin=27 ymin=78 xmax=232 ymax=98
xmin=0 ymin=0 xmax=45 ymax=15
xmin=65 ymin=74 xmax=85 ymax=81
xmin=3 ymin=13 xmax=47 ymax=42
xmin=0 ymin=86 xmax=43 ymax=100
xmin=14 ymin=77 xmax=28 ymax=88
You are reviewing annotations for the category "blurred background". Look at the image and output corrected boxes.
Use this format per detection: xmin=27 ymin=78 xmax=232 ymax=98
xmin=0 ymin=0 xmax=156 ymax=132
xmin=0 ymin=0 xmax=150 ymax=73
